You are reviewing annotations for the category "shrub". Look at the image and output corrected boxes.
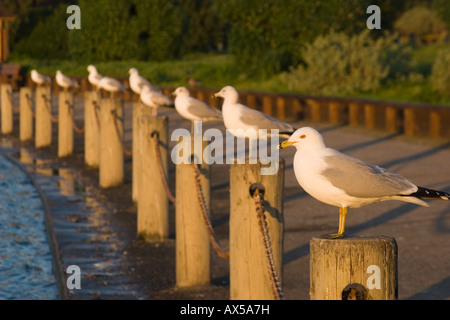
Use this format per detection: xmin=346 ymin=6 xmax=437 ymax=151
xmin=430 ymin=47 xmax=450 ymax=96
xmin=283 ymin=31 xmax=411 ymax=96
xmin=394 ymin=6 xmax=447 ymax=38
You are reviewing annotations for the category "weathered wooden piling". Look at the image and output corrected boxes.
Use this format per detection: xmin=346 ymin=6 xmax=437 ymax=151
xmin=84 ymin=91 xmax=100 ymax=168
xmin=35 ymin=86 xmax=52 ymax=148
xmin=99 ymin=98 xmax=124 ymax=188
xmin=136 ymin=115 xmax=169 ymax=242
xmin=132 ymin=102 xmax=154 ymax=202
xmin=176 ymin=135 xmax=211 ymax=287
xmin=229 ymin=159 xmax=285 ymax=300
xmin=1 ymin=84 xmax=13 ymax=134
xmin=20 ymin=87 xmax=33 ymax=141
xmin=310 ymin=235 xmax=398 ymax=300
xmin=58 ymin=91 xmax=74 ymax=157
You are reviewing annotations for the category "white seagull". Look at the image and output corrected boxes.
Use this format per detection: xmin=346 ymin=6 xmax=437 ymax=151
xmin=140 ymin=85 xmax=172 ymax=116
xmin=97 ymin=76 xmax=129 ymax=97
xmin=214 ymin=85 xmax=294 ymax=138
xmin=55 ymin=70 xmax=79 ymax=91
xmin=87 ymin=65 xmax=103 ymax=89
xmin=278 ymin=127 xmax=450 ymax=239
xmin=129 ymin=68 xmax=160 ymax=94
xmin=172 ymin=86 xmax=222 ymax=122
xmin=31 ymin=69 xmax=51 ymax=86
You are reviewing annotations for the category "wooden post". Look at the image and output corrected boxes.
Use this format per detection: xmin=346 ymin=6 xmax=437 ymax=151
xmin=385 ymin=106 xmax=399 ymax=133
xmin=229 ymin=159 xmax=284 ymax=300
xmin=310 ymin=235 xmax=398 ymax=300
xmin=58 ymin=91 xmax=74 ymax=158
xmin=348 ymin=102 xmax=360 ymax=126
xmin=20 ymin=87 xmax=33 ymax=141
xmin=176 ymin=135 xmax=211 ymax=287
xmin=404 ymin=108 xmax=416 ymax=136
xmin=276 ymin=97 xmax=286 ymax=120
xmin=137 ymin=115 xmax=169 ymax=242
xmin=132 ymin=102 xmax=154 ymax=202
xmin=99 ymin=98 xmax=124 ymax=188
xmin=429 ymin=111 xmax=441 ymax=139
xmin=1 ymin=84 xmax=13 ymax=134
xmin=329 ymin=101 xmax=343 ymax=124
xmin=308 ymin=99 xmax=321 ymax=122
xmin=262 ymin=96 xmax=272 ymax=116
xmin=35 ymin=86 xmax=52 ymax=148
xmin=364 ymin=104 xmax=376 ymax=129
xmin=84 ymin=91 xmax=100 ymax=168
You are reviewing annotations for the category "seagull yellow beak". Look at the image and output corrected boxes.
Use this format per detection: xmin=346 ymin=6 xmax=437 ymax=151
xmin=277 ymin=140 xmax=296 ymax=150
xmin=213 ymin=92 xmax=221 ymax=98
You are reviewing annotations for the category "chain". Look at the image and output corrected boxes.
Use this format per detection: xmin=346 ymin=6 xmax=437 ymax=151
xmin=111 ymin=109 xmax=132 ymax=156
xmin=66 ymin=100 xmax=85 ymax=134
xmin=41 ymin=94 xmax=59 ymax=123
xmin=252 ymin=188 xmax=284 ymax=300
xmin=192 ymin=163 xmax=229 ymax=259
xmin=25 ymin=93 xmax=36 ymax=118
xmin=151 ymin=132 xmax=176 ymax=204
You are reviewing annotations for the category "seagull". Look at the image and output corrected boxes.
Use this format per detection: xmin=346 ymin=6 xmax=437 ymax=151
xmin=97 ymin=76 xmax=129 ymax=97
xmin=55 ymin=70 xmax=79 ymax=91
xmin=172 ymin=86 xmax=222 ymax=122
xmin=129 ymin=67 xmax=160 ymax=94
xmin=214 ymin=85 xmax=294 ymax=138
xmin=278 ymin=127 xmax=450 ymax=239
xmin=87 ymin=65 xmax=103 ymax=89
xmin=140 ymin=85 xmax=172 ymax=116
xmin=31 ymin=69 xmax=51 ymax=86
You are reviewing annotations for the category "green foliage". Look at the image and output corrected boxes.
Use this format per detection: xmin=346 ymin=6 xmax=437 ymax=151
xmin=283 ymin=31 xmax=412 ymax=96
xmin=394 ymin=6 xmax=446 ymax=37
xmin=430 ymin=46 xmax=450 ymax=96
xmin=10 ymin=4 xmax=69 ymax=60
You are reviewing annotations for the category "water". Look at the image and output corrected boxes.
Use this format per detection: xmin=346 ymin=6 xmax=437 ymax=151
xmin=0 ymin=153 xmax=59 ymax=300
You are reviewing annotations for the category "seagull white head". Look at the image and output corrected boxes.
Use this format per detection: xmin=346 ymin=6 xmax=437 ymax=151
xmin=129 ymin=67 xmax=138 ymax=75
xmin=214 ymin=85 xmax=239 ymax=104
xmin=87 ymin=65 xmax=97 ymax=73
xmin=278 ymin=127 xmax=325 ymax=151
xmin=172 ymin=86 xmax=190 ymax=97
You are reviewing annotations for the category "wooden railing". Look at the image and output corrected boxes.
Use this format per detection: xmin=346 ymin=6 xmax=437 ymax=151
xmin=20 ymin=75 xmax=450 ymax=140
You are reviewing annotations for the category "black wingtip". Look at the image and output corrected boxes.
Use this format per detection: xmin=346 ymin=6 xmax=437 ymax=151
xmin=408 ymin=186 xmax=450 ymax=200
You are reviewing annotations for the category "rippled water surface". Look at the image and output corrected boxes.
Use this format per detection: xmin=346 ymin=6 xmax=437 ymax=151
xmin=0 ymin=154 xmax=58 ymax=299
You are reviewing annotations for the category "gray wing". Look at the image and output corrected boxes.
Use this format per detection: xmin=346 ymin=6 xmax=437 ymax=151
xmin=321 ymin=151 xmax=417 ymax=198
xmin=238 ymin=105 xmax=293 ymax=132
xmin=151 ymin=92 xmax=172 ymax=106
xmin=186 ymin=98 xmax=222 ymax=119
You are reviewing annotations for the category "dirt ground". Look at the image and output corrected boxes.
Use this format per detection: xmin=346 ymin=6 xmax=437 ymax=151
xmin=1 ymin=92 xmax=450 ymax=300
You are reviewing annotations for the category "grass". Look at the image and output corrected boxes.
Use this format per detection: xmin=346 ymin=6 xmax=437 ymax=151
xmin=11 ymin=44 xmax=450 ymax=106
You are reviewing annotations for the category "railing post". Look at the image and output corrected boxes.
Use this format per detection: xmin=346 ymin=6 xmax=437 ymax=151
xmin=364 ymin=103 xmax=376 ymax=129
xmin=84 ymin=91 xmax=100 ymax=168
xmin=404 ymin=108 xmax=416 ymax=136
xmin=429 ymin=110 xmax=441 ymax=139
xmin=35 ymin=86 xmax=52 ymax=148
xmin=310 ymin=235 xmax=398 ymax=300
xmin=20 ymin=87 xmax=33 ymax=142
xmin=175 ymin=132 xmax=211 ymax=287
xmin=1 ymin=84 xmax=13 ymax=134
xmin=132 ymin=102 xmax=154 ymax=202
xmin=385 ymin=106 xmax=400 ymax=134
xmin=137 ymin=115 xmax=169 ymax=242
xmin=99 ymin=98 xmax=124 ymax=188
xmin=58 ymin=91 xmax=74 ymax=158
xmin=229 ymin=159 xmax=284 ymax=300
xmin=348 ymin=102 xmax=360 ymax=127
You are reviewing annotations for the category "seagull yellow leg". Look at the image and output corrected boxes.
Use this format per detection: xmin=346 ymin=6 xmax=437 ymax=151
xmin=322 ymin=207 xmax=347 ymax=239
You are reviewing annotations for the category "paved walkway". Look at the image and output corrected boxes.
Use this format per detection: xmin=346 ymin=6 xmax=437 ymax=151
xmin=2 ymin=92 xmax=449 ymax=300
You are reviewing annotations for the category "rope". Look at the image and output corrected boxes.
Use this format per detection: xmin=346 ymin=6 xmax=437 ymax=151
xmin=151 ymin=132 xmax=176 ymax=204
xmin=252 ymin=188 xmax=284 ymax=300
xmin=111 ymin=109 xmax=132 ymax=156
xmin=192 ymin=163 xmax=230 ymax=259
xmin=66 ymin=100 xmax=85 ymax=134
xmin=42 ymin=94 xmax=59 ymax=123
